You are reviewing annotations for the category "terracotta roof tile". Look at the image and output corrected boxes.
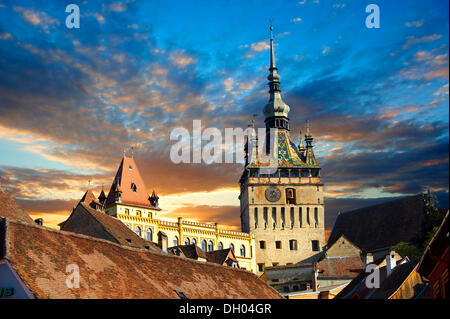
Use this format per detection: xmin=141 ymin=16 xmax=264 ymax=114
xmin=317 ymin=256 xmax=363 ymax=278
xmin=61 ymin=203 xmax=160 ymax=253
xmin=0 ymin=189 xmax=33 ymax=224
xmin=1 ymin=217 xmax=281 ymax=299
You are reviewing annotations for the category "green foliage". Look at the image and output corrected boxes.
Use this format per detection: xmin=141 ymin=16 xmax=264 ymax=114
xmin=391 ymin=242 xmax=422 ymax=261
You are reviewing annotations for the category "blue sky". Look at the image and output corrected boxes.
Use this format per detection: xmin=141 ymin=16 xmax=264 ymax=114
xmin=0 ymin=0 xmax=448 ymax=229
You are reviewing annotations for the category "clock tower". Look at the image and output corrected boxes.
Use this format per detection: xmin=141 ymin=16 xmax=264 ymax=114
xmin=239 ymin=26 xmax=325 ymax=274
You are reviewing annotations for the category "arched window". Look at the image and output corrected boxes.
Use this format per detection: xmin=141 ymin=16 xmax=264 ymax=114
xmin=135 ymin=226 xmax=141 ymax=237
xmin=146 ymin=228 xmax=152 ymax=241
xmin=173 ymin=236 xmax=178 ymax=247
xmin=192 ymin=238 xmax=197 ymax=245
xmin=201 ymin=240 xmax=207 ymax=252
xmin=240 ymin=245 xmax=246 ymax=257
xmin=229 ymin=243 xmax=234 ymax=252
xmin=131 ymin=182 xmax=137 ymax=192
xmin=218 ymin=242 xmax=223 ymax=250
xmin=208 ymin=240 xmax=213 ymax=252
xmin=184 ymin=237 xmax=190 ymax=245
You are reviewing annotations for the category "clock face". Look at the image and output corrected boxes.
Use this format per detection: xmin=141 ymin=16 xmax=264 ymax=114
xmin=265 ymin=186 xmax=281 ymax=202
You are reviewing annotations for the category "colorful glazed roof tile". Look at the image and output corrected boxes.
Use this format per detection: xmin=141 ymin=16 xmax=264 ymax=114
xmin=248 ymin=130 xmax=318 ymax=168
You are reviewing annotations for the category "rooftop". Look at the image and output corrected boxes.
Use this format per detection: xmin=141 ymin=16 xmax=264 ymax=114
xmin=0 ymin=217 xmax=281 ymax=299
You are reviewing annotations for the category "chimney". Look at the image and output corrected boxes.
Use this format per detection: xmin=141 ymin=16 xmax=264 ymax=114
xmin=312 ymin=263 xmax=319 ymax=292
xmin=363 ymin=252 xmax=374 ymax=268
xmin=385 ymin=251 xmax=396 ymax=276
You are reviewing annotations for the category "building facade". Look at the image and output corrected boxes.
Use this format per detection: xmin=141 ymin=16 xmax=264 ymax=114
xmin=104 ymin=155 xmax=256 ymax=272
xmin=239 ymin=26 xmax=325 ymax=275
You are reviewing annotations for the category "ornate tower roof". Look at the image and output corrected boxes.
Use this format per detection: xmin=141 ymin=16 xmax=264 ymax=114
xmin=105 ymin=155 xmax=159 ymax=209
xmin=242 ymin=25 xmax=320 ymax=171
xmin=263 ymin=25 xmax=291 ymax=130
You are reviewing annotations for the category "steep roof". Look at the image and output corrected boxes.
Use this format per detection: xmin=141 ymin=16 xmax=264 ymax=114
xmin=368 ymin=261 xmax=425 ymax=299
xmin=317 ymin=256 xmax=363 ymax=279
xmin=0 ymin=217 xmax=282 ymax=299
xmin=105 ymin=156 xmax=157 ymax=209
xmin=327 ymin=194 xmax=425 ymax=252
xmin=0 ymin=189 xmax=33 ymax=224
xmin=61 ymin=203 xmax=160 ymax=253
xmin=78 ymin=190 xmax=98 ymax=206
xmin=206 ymin=248 xmax=236 ymax=265
xmin=168 ymin=244 xmax=207 ymax=260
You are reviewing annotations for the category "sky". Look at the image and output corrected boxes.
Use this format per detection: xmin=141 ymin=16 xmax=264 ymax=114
xmin=0 ymin=0 xmax=448 ymax=230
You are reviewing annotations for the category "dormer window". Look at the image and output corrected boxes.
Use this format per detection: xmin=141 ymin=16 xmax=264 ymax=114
xmin=129 ymin=165 xmax=132 ymax=170
xmin=131 ymin=182 xmax=137 ymax=192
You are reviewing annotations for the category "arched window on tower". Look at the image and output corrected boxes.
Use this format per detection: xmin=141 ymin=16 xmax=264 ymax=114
xmin=290 ymin=207 xmax=295 ymax=229
xmin=201 ymin=240 xmax=207 ymax=252
xmin=240 ymin=245 xmax=246 ymax=257
xmin=218 ymin=242 xmax=223 ymax=250
xmin=146 ymin=228 xmax=152 ymax=241
xmin=263 ymin=207 xmax=268 ymax=229
xmin=314 ymin=207 xmax=319 ymax=228
xmin=272 ymin=207 xmax=277 ymax=229
xmin=173 ymin=236 xmax=179 ymax=247
xmin=229 ymin=243 xmax=234 ymax=252
xmin=208 ymin=240 xmax=214 ymax=252
xmin=307 ymin=207 xmax=310 ymax=225
xmin=254 ymin=207 xmax=258 ymax=228
xmin=281 ymin=207 xmax=285 ymax=229
xmin=131 ymin=182 xmax=137 ymax=192
xmin=299 ymin=207 xmax=303 ymax=228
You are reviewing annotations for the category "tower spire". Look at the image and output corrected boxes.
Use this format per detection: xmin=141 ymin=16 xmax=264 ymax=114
xmin=263 ymin=23 xmax=291 ymax=130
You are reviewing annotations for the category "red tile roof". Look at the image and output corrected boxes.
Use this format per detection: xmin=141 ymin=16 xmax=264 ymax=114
xmin=0 ymin=189 xmax=33 ymax=224
xmin=317 ymin=256 xmax=363 ymax=279
xmin=1 ymin=217 xmax=281 ymax=299
xmin=61 ymin=202 xmax=160 ymax=253
xmin=105 ymin=156 xmax=157 ymax=209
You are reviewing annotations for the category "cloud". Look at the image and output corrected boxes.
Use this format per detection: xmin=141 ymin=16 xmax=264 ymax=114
xmin=0 ymin=32 xmax=13 ymax=40
xmin=402 ymin=34 xmax=442 ymax=49
xmin=13 ymin=6 xmax=59 ymax=33
xmin=170 ymin=50 xmax=196 ymax=68
xmin=292 ymin=17 xmax=302 ymax=23
xmin=405 ymin=19 xmax=424 ymax=28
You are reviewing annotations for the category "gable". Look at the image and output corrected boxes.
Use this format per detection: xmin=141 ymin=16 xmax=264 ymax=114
xmin=326 ymin=235 xmax=361 ymax=257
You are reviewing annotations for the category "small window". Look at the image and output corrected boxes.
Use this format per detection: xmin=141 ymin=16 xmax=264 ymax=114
xmin=173 ymin=236 xmax=179 ymax=247
xmin=259 ymin=241 xmax=266 ymax=249
xmin=124 ymin=208 xmax=129 ymax=215
xmin=229 ymin=243 xmax=234 ymax=252
xmin=208 ymin=240 xmax=214 ymax=252
xmin=240 ymin=245 xmax=246 ymax=257
xmin=129 ymin=165 xmax=132 ymax=170
xmin=275 ymin=241 xmax=282 ymax=249
xmin=218 ymin=242 xmax=223 ymax=250
xmin=135 ymin=226 xmax=141 ymax=237
xmin=201 ymin=240 xmax=207 ymax=251
xmin=289 ymin=240 xmax=298 ymax=251
xmin=191 ymin=238 xmax=197 ymax=245
xmin=257 ymin=264 xmax=264 ymax=272
xmin=136 ymin=210 xmax=141 ymax=217
xmin=184 ymin=237 xmax=190 ymax=245
xmin=146 ymin=228 xmax=152 ymax=241
xmin=131 ymin=182 xmax=137 ymax=192
xmin=286 ymin=188 xmax=296 ymax=204
xmin=312 ymin=240 xmax=319 ymax=252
